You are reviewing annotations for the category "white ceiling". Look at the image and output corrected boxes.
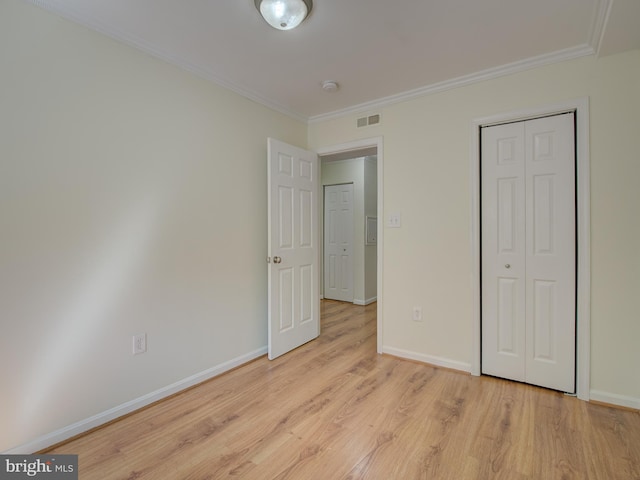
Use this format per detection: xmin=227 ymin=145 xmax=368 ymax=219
xmin=30 ymin=0 xmax=640 ymax=121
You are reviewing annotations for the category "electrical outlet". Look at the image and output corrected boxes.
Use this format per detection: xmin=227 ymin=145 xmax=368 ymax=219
xmin=412 ymin=307 xmax=423 ymax=322
xmin=133 ymin=334 xmax=147 ymax=355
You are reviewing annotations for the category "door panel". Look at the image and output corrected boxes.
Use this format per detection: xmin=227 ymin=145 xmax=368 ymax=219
xmin=532 ymin=174 xmax=555 ymax=255
xmin=482 ymin=113 xmax=575 ymax=392
xmin=532 ymin=279 xmax=555 ymax=361
xmin=268 ymin=138 xmax=319 ymax=360
xmin=278 ymin=267 xmax=294 ymax=331
xmin=300 ymin=189 xmax=313 ymax=247
xmin=278 ymin=185 xmax=293 ymax=248
xmin=497 ymin=276 xmax=518 ymax=355
xmin=498 ymin=177 xmax=519 ymax=254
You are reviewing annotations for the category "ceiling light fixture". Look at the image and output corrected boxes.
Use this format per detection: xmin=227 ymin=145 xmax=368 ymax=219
xmin=254 ymin=0 xmax=313 ymax=30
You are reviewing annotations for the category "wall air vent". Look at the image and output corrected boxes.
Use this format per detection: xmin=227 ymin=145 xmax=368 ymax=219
xmin=357 ymin=114 xmax=381 ymax=128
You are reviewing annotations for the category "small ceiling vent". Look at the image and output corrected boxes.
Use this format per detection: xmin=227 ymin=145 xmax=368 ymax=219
xmin=357 ymin=114 xmax=381 ymax=128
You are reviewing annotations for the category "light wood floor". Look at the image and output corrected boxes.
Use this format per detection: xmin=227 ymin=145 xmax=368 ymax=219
xmin=46 ymin=300 xmax=640 ymax=479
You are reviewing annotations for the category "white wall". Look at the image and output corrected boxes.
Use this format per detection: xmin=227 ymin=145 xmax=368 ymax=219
xmin=309 ymin=50 xmax=640 ymax=407
xmin=0 ymin=0 xmax=306 ymax=452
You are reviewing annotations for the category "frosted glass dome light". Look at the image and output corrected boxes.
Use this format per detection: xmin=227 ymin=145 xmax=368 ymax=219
xmin=255 ymin=0 xmax=312 ymax=30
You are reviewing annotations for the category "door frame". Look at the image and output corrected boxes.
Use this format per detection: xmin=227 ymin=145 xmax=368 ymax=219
xmin=470 ymin=98 xmax=591 ymax=401
xmin=316 ymin=137 xmax=384 ymax=354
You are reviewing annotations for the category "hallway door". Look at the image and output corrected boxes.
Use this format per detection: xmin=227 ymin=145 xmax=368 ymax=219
xmin=324 ymin=184 xmax=354 ymax=302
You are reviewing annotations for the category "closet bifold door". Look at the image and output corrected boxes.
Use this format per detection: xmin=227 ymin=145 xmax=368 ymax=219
xmin=481 ymin=113 xmax=576 ymax=393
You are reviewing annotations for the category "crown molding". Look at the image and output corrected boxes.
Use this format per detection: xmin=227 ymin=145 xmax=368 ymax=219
xmin=589 ymin=0 xmax=613 ymax=57
xmin=308 ymin=43 xmax=595 ymax=124
xmin=308 ymin=0 xmax=612 ymax=124
xmin=25 ymin=0 xmax=308 ymax=123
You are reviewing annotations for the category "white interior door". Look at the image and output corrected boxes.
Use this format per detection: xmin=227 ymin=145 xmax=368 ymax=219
xmin=267 ymin=138 xmax=320 ymax=360
xmin=481 ymin=113 xmax=576 ymax=392
xmin=324 ymin=184 xmax=354 ymax=302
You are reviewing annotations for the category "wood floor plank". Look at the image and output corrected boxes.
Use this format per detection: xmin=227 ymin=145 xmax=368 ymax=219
xmin=45 ymin=300 xmax=640 ymax=479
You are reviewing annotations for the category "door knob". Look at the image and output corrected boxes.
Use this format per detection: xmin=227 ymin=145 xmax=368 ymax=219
xmin=273 ymin=256 xmax=282 ymax=264
xmin=505 ymin=264 xmax=511 ymax=269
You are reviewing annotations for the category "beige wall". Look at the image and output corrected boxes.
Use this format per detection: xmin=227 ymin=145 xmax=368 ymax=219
xmin=309 ymin=50 xmax=640 ymax=406
xmin=0 ymin=0 xmax=306 ymax=452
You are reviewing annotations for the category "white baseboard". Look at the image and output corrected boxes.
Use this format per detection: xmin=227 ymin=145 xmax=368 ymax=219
xmin=15 ymin=345 xmax=636 ymax=454
xmin=4 ymin=346 xmax=268 ymax=454
xmin=382 ymin=346 xmax=472 ymax=373
xmin=383 ymin=348 xmax=639 ymax=410
xmin=353 ymin=297 xmax=377 ymax=306
xmin=590 ymin=390 xmax=640 ymax=410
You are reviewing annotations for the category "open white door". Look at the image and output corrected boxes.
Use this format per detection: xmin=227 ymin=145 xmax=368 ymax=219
xmin=268 ymin=138 xmax=320 ymax=360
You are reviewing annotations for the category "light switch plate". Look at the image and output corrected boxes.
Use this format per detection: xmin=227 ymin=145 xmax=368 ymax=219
xmin=387 ymin=212 xmax=402 ymax=228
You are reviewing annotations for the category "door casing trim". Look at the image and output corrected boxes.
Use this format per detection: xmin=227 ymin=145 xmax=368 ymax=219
xmin=317 ymin=137 xmax=384 ymax=354
xmin=469 ymin=98 xmax=590 ymax=400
